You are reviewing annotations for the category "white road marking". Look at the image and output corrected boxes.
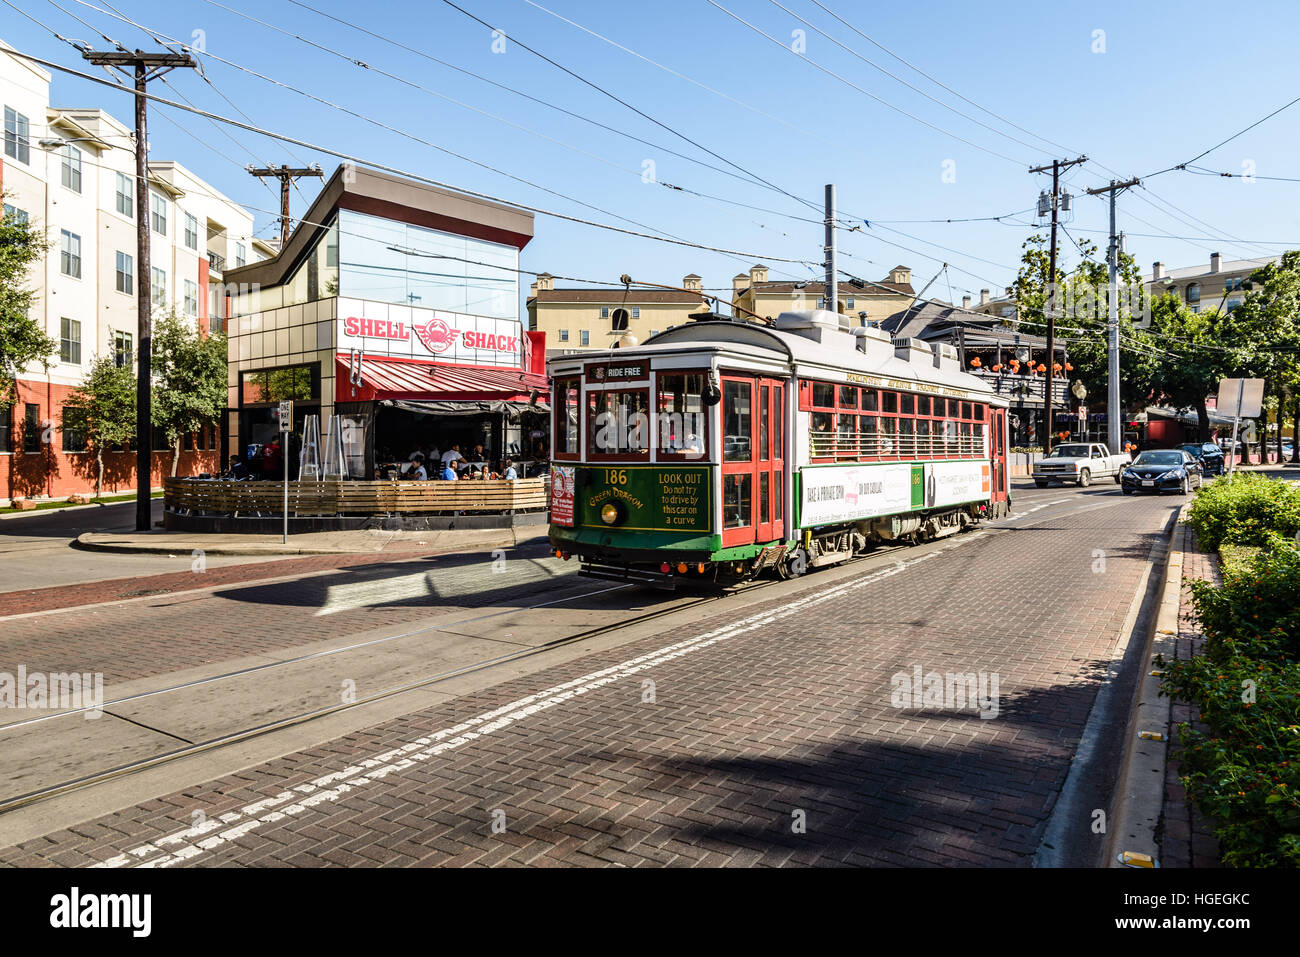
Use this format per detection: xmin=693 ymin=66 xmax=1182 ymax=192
xmin=94 ymin=538 xmax=974 ymax=868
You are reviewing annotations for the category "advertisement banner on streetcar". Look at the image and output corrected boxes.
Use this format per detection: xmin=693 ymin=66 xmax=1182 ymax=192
xmin=798 ymin=463 xmax=914 ymax=525
xmin=923 ymin=461 xmax=991 ymax=508
xmin=550 ymin=465 xmax=576 ymax=527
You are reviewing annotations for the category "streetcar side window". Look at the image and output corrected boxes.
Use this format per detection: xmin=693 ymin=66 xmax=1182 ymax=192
xmin=554 ymin=377 xmax=580 ymax=458
xmin=656 ymin=371 xmax=708 ymax=460
xmin=882 ymin=391 xmax=899 ymax=414
xmin=900 ymin=393 xmax=915 ymax=415
xmin=812 ymin=382 xmax=835 ymax=408
xmin=915 ymin=395 xmax=930 ymax=416
xmin=838 ymin=385 xmax=858 ymax=409
xmin=862 ymin=390 xmax=879 ymax=413
xmin=723 ymin=380 xmax=752 ymax=463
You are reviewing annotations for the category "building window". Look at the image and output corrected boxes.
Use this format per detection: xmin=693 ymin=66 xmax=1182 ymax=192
xmin=23 ymin=404 xmax=40 ymax=453
xmin=60 ymin=317 xmax=81 ymax=364
xmin=3 ymin=107 xmax=29 ymax=164
xmin=0 ymin=404 xmax=9 ymax=453
xmin=150 ymin=192 xmax=167 ymax=235
xmin=817 ymin=297 xmax=826 ymax=309
xmin=846 ymin=298 xmax=855 ymax=308
xmin=611 ymin=308 xmax=629 ymax=331
xmin=115 ymin=172 xmax=134 ymax=217
xmin=580 ymin=330 xmax=590 ymax=346
xmin=61 ymin=407 xmax=85 ymax=453
xmin=184 ymin=212 xmax=199 ymax=251
xmin=59 ymin=231 xmax=81 ymax=279
xmin=1224 ymin=277 xmax=1244 ymax=293
xmin=1186 ymin=282 xmax=1201 ymax=303
xmin=558 ymin=329 xmax=569 ymax=342
xmin=600 ymin=306 xmax=609 ymax=319
xmin=152 ymin=267 xmax=167 ymax=308
xmin=631 ymin=307 xmax=640 ymax=319
xmin=3 ymin=203 xmax=28 ymax=224
xmin=649 ymin=329 xmax=658 ymax=337
xmin=60 ymin=144 xmax=82 ymax=193
xmin=1226 ymin=298 xmax=1243 ymax=312
xmin=115 ymin=251 xmax=134 ymax=294
xmin=114 ymin=330 xmax=133 ymax=369
xmin=184 ymin=280 xmax=199 ymax=317
xmin=235 ymin=242 xmax=246 ymax=268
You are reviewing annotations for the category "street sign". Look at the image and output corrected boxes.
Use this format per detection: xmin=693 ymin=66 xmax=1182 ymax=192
xmin=1216 ymin=378 xmax=1264 ymax=418
xmin=278 ymin=400 xmax=294 ymax=433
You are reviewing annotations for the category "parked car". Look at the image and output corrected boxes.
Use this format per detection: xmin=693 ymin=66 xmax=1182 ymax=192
xmin=1180 ymin=442 xmax=1225 ymax=476
xmin=1120 ymin=449 xmax=1204 ymax=495
xmin=1032 ymin=442 xmax=1130 ymax=488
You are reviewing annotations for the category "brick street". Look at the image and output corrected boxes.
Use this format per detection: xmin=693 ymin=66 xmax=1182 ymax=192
xmin=0 ymin=486 xmax=1180 ymax=867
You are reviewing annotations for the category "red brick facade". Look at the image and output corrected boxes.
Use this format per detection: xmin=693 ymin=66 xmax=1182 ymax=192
xmin=2 ymin=377 xmax=220 ymax=502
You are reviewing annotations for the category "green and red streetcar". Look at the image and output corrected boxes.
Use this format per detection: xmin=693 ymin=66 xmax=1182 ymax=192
xmin=547 ymin=309 xmax=1011 ymax=587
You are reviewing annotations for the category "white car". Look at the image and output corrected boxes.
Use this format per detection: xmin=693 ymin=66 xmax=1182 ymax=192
xmin=1032 ymin=442 xmax=1131 ymax=488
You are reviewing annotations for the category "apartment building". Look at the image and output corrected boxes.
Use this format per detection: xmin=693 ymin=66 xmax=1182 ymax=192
xmin=730 ymin=263 xmax=915 ymax=324
xmin=1144 ymin=252 xmax=1279 ymax=322
xmin=0 ymin=40 xmax=270 ymax=501
xmin=527 ymin=273 xmax=708 ymax=356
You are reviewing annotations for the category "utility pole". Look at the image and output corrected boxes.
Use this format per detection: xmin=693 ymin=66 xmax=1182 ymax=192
xmin=1029 ymin=155 xmax=1087 ymax=455
xmin=824 ymin=184 xmax=837 ymax=315
xmin=248 ymin=165 xmax=323 ymax=247
xmin=82 ymin=49 xmax=196 ymax=532
xmin=1085 ymin=177 xmax=1140 ymax=453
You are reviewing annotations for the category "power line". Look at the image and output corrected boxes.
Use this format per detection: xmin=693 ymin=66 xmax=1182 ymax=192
xmin=764 ymin=0 xmax=1053 ymax=158
xmin=438 ymin=0 xmax=822 ymax=214
xmin=804 ymin=0 xmax=1079 ymax=157
xmin=702 ymin=0 xmax=1029 ymax=166
xmin=6 ymin=47 xmax=821 ymax=267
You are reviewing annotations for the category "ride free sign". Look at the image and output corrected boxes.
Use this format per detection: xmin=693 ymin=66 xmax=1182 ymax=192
xmin=581 ymin=465 xmax=711 ymax=533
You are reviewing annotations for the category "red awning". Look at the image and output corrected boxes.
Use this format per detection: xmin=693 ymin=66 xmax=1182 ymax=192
xmin=337 ymin=354 xmax=547 ymax=403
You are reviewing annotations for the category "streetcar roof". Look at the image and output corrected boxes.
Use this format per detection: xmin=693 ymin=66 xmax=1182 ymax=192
xmin=547 ymin=311 xmax=1001 ymax=403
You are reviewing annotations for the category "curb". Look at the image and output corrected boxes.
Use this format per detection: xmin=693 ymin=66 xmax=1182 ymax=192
xmin=1105 ymin=503 xmax=1187 ymax=868
xmin=72 ymin=526 xmax=550 ymax=556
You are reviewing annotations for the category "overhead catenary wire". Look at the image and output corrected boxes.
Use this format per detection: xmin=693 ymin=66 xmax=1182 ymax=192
xmin=702 ymin=0 xmax=1030 ymax=167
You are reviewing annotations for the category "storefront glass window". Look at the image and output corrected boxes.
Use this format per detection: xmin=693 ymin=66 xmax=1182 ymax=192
xmin=338 ymin=209 xmax=518 ymax=320
xmin=240 ymin=364 xmax=318 ymax=404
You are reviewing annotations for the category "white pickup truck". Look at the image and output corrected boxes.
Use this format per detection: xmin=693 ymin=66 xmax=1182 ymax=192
xmin=1032 ymin=442 xmax=1131 ymax=488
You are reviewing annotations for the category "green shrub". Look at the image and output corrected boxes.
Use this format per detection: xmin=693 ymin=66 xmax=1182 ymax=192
xmin=1184 ymin=473 xmax=1300 ymax=551
xmin=1158 ymin=537 xmax=1300 ymax=866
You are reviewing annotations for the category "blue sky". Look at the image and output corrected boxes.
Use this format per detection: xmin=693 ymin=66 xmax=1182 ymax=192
xmin=8 ymin=0 xmax=1300 ymax=307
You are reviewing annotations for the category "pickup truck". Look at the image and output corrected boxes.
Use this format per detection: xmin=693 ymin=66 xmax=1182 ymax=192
xmin=1032 ymin=442 xmax=1131 ymax=488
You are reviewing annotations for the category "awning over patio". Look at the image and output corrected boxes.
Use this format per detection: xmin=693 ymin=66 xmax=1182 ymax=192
xmin=338 ymin=354 xmax=548 ymax=404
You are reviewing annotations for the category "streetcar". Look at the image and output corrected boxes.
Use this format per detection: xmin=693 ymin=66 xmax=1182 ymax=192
xmin=546 ymin=309 xmax=1011 ymax=587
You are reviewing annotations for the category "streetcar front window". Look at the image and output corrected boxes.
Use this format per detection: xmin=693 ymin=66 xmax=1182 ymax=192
xmin=723 ymin=381 xmax=753 ymax=462
xmin=588 ymin=389 xmax=649 ymax=457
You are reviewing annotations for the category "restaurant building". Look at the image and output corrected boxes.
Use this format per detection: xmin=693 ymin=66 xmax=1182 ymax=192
xmin=224 ymin=165 xmax=547 ymax=479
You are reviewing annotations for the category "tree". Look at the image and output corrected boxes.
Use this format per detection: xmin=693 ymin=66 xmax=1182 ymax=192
xmin=0 ymin=199 xmax=56 ymax=407
xmin=63 ymin=352 xmax=137 ymax=497
xmin=152 ymin=311 xmax=227 ymax=476
xmin=1215 ymin=251 xmax=1300 ymax=461
xmin=1142 ymin=293 xmax=1237 ymax=441
xmin=1011 ymin=234 xmax=1156 ymax=429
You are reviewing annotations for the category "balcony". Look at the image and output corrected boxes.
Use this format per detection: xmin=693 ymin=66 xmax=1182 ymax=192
xmin=207 ymin=250 xmax=226 ymax=275
xmin=969 ymin=369 xmax=1068 ymax=406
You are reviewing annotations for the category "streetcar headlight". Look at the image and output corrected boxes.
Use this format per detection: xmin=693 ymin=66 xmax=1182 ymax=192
xmin=600 ymin=502 xmax=621 ymax=525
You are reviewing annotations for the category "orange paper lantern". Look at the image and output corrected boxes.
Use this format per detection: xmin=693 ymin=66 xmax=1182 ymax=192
xmin=992 ymin=363 xmax=1002 ymax=371
xmin=970 ymin=357 xmax=982 ymax=368
xmin=1037 ymin=363 xmax=1047 ymax=373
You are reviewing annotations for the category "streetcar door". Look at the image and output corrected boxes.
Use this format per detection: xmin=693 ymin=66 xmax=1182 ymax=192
xmin=720 ymin=376 xmax=757 ymax=548
xmin=991 ymin=408 xmax=1009 ymax=505
xmin=756 ymin=378 xmax=785 ymax=542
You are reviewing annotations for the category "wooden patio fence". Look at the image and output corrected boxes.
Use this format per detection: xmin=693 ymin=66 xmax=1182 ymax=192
xmin=164 ymin=476 xmax=549 ymax=516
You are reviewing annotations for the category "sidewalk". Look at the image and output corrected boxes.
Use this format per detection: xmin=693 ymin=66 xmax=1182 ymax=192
xmin=76 ymin=525 xmax=549 ymax=556
xmin=1158 ymin=522 xmax=1222 ymax=868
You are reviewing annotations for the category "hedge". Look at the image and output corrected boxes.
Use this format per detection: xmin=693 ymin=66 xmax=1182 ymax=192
xmin=1183 ymin=473 xmax=1300 ymax=551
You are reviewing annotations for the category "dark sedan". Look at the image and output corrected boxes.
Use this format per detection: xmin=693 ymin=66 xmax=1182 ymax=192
xmin=1180 ymin=442 xmax=1225 ymax=476
xmin=1120 ymin=449 xmax=1204 ymax=495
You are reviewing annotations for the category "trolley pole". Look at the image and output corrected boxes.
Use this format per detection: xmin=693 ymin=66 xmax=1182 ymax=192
xmin=824 ymin=184 xmax=837 ymax=315
xmin=1029 ymin=155 xmax=1087 ymax=456
xmin=81 ymin=49 xmax=196 ymax=531
xmin=1085 ymin=177 xmax=1140 ymax=454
